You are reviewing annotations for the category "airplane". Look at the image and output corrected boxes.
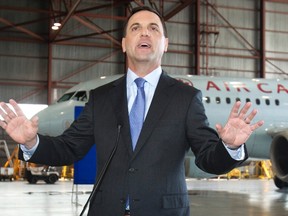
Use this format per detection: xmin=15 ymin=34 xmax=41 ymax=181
xmin=35 ymin=74 xmax=288 ymax=189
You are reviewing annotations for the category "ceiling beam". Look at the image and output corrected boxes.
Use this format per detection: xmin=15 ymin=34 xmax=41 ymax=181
xmin=54 ymin=28 xmax=121 ymax=43
xmin=0 ymin=17 xmax=46 ymax=41
xmin=72 ymin=15 xmax=121 ymax=47
xmin=50 ymin=0 xmax=83 ymax=41
xmin=163 ymin=0 xmax=194 ymax=20
xmin=56 ymin=49 xmax=121 ymax=83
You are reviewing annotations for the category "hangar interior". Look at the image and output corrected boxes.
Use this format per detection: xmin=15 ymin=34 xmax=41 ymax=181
xmin=1 ymin=1 xmax=288 ymax=215
xmin=0 ymin=0 xmax=288 ymax=184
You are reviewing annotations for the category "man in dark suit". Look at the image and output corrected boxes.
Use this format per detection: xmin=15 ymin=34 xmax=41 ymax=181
xmin=0 ymin=6 xmax=263 ymax=216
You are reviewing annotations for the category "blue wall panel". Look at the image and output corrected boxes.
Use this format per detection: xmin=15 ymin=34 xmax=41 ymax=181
xmin=73 ymin=106 xmax=97 ymax=184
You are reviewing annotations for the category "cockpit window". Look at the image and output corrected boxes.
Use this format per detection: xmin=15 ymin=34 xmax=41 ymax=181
xmin=57 ymin=91 xmax=87 ymax=103
xmin=57 ymin=92 xmax=75 ymax=102
xmin=71 ymin=91 xmax=87 ymax=102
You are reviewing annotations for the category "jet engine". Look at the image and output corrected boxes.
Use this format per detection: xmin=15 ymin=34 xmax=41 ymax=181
xmin=270 ymin=133 xmax=288 ymax=188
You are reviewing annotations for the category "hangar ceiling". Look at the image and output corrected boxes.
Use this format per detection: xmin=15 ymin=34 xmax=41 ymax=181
xmin=0 ymin=0 xmax=195 ymax=51
xmin=0 ymin=0 xmax=288 ymax=104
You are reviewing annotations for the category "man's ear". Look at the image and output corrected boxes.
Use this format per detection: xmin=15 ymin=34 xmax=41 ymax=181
xmin=122 ymin=38 xmax=126 ymax=53
xmin=164 ymin=38 xmax=168 ymax=52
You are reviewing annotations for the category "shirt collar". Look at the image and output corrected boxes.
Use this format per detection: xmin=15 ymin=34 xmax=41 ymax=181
xmin=127 ymin=67 xmax=162 ymax=87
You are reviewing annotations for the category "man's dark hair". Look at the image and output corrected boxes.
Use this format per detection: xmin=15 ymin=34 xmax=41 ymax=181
xmin=123 ymin=6 xmax=168 ymax=37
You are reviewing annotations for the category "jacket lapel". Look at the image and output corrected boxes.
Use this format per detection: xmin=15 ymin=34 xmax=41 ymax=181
xmin=108 ymin=73 xmax=177 ymax=159
xmin=109 ymin=75 xmax=134 ymax=155
xmin=132 ymin=72 xmax=176 ymax=157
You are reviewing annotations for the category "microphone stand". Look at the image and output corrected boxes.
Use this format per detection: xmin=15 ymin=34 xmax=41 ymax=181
xmin=79 ymin=125 xmax=122 ymax=216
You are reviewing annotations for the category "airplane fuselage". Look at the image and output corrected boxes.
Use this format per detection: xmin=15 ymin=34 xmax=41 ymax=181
xmin=35 ymin=74 xmax=288 ymax=186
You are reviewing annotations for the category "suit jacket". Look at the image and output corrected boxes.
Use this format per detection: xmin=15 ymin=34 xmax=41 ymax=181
xmin=19 ymin=72 xmax=247 ymax=216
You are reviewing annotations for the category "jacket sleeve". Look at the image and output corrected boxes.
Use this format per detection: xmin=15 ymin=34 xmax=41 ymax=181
xmin=18 ymin=91 xmax=96 ymax=166
xmin=186 ymin=90 xmax=248 ymax=175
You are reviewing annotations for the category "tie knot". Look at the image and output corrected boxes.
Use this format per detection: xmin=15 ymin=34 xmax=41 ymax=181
xmin=134 ymin=78 xmax=146 ymax=88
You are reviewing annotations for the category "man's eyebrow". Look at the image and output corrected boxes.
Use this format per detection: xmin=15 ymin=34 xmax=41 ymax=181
xmin=150 ymin=22 xmax=160 ymax=27
xmin=129 ymin=22 xmax=160 ymax=29
xmin=129 ymin=23 xmax=140 ymax=29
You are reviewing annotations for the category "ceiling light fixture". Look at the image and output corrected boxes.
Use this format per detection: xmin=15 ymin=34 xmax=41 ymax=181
xmin=51 ymin=22 xmax=61 ymax=30
xmin=51 ymin=25 xmax=59 ymax=30
xmin=54 ymin=22 xmax=61 ymax=27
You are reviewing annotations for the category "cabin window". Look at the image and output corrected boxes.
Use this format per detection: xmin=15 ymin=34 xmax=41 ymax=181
xmin=246 ymin=98 xmax=250 ymax=103
xmin=236 ymin=98 xmax=240 ymax=102
xmin=216 ymin=97 xmax=221 ymax=104
xmin=256 ymin=98 xmax=260 ymax=105
xmin=275 ymin=99 xmax=280 ymax=106
xmin=265 ymin=99 xmax=270 ymax=105
xmin=203 ymin=96 xmax=210 ymax=104
xmin=226 ymin=97 xmax=231 ymax=104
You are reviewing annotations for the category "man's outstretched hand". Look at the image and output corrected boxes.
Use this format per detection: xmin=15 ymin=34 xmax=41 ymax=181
xmin=0 ymin=99 xmax=38 ymax=149
xmin=216 ymin=101 xmax=264 ymax=149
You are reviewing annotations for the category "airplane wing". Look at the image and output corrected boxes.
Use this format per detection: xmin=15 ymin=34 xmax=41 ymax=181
xmin=266 ymin=122 xmax=288 ymax=137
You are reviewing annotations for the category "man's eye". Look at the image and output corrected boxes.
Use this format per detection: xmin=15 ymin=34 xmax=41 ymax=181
xmin=151 ymin=26 xmax=159 ymax=32
xmin=131 ymin=26 xmax=139 ymax=31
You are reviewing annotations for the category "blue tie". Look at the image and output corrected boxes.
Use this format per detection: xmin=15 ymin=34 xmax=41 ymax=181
xmin=126 ymin=78 xmax=146 ymax=211
xmin=129 ymin=78 xmax=146 ymax=150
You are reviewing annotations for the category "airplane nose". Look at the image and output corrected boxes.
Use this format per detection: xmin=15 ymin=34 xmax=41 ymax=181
xmin=35 ymin=102 xmax=76 ymax=136
xmin=36 ymin=108 xmax=51 ymax=135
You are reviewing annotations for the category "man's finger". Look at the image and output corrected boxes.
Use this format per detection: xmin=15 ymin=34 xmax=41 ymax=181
xmin=0 ymin=120 xmax=7 ymax=130
xmin=250 ymin=120 xmax=264 ymax=131
xmin=0 ymin=102 xmax=12 ymax=114
xmin=9 ymin=99 xmax=25 ymax=117
xmin=238 ymin=102 xmax=252 ymax=120
xmin=228 ymin=101 xmax=241 ymax=119
xmin=0 ymin=103 xmax=12 ymax=123
xmin=31 ymin=115 xmax=39 ymax=128
xmin=215 ymin=123 xmax=223 ymax=133
xmin=244 ymin=109 xmax=258 ymax=124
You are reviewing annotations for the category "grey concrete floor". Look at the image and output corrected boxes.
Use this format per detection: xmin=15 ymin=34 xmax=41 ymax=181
xmin=186 ymin=178 xmax=288 ymax=216
xmin=0 ymin=178 xmax=287 ymax=216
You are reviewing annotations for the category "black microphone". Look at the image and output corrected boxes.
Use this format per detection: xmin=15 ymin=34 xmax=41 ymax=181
xmin=79 ymin=124 xmax=122 ymax=216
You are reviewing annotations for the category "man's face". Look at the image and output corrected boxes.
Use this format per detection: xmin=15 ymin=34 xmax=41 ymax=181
xmin=122 ymin=10 xmax=168 ymax=66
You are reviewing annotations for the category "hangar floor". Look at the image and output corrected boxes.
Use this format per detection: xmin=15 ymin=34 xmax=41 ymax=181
xmin=0 ymin=178 xmax=287 ymax=216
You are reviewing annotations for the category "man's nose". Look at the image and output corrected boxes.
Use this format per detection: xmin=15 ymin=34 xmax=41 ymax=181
xmin=140 ymin=28 xmax=150 ymax=36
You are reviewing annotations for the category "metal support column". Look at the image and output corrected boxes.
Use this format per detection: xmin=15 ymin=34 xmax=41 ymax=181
xmin=195 ymin=0 xmax=201 ymax=75
xmin=47 ymin=43 xmax=53 ymax=105
xmin=260 ymin=0 xmax=266 ymax=78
